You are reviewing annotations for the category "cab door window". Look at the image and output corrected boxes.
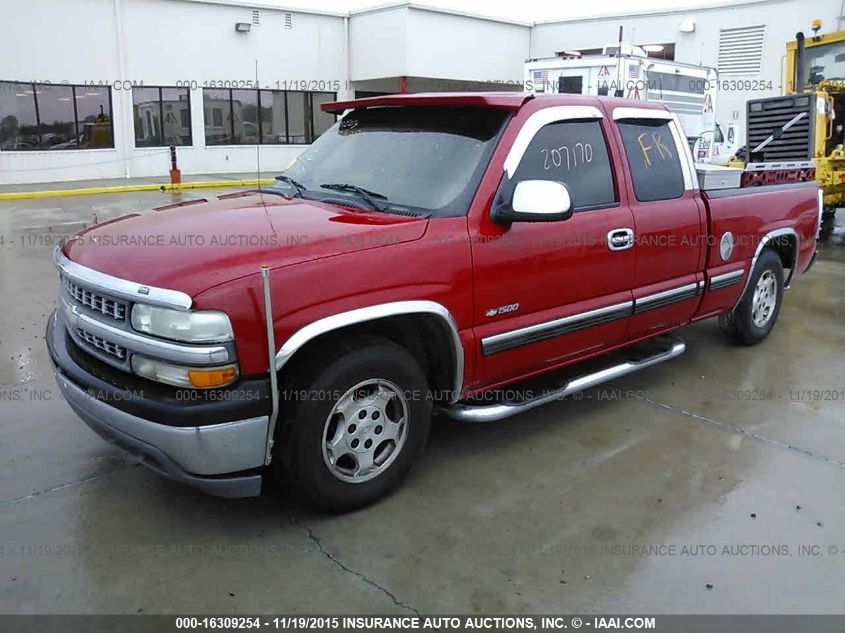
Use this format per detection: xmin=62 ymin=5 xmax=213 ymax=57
xmin=618 ymin=119 xmax=685 ymax=202
xmin=508 ymin=120 xmax=617 ymax=211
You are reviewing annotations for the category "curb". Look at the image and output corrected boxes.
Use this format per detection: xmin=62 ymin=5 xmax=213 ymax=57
xmin=0 ymin=179 xmax=275 ymax=201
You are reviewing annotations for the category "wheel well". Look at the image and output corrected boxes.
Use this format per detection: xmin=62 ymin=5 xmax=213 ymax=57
xmin=278 ymin=314 xmax=458 ymax=404
xmin=763 ymin=233 xmax=797 ymax=282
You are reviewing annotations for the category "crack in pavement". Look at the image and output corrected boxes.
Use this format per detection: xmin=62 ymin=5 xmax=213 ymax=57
xmin=0 ymin=463 xmax=136 ymax=507
xmin=613 ymin=387 xmax=845 ymax=469
xmin=290 ymin=517 xmax=421 ymax=616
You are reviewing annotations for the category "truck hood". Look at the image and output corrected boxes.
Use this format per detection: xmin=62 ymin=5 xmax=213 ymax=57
xmin=64 ymin=192 xmax=428 ymax=297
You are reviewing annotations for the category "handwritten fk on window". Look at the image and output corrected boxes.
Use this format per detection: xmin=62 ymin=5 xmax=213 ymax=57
xmin=636 ymin=133 xmax=673 ymax=168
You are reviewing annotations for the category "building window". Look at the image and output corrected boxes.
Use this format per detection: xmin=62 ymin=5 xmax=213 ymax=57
xmin=259 ymin=90 xmax=287 ymax=144
xmin=132 ymin=86 xmax=192 ymax=147
xmin=0 ymin=81 xmax=113 ymax=150
xmin=311 ymin=92 xmax=336 ymax=138
xmin=232 ymin=89 xmax=259 ymax=144
xmin=202 ymin=89 xmax=335 ymax=145
xmin=0 ymin=82 xmax=41 ymax=150
xmin=286 ymin=91 xmax=308 ymax=144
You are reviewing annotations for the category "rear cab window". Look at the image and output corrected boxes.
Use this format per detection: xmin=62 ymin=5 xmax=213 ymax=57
xmin=507 ymin=119 xmax=618 ymax=211
xmin=617 ymin=119 xmax=685 ymax=202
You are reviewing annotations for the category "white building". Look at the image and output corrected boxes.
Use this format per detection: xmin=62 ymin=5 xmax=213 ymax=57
xmin=0 ymin=0 xmax=836 ymax=185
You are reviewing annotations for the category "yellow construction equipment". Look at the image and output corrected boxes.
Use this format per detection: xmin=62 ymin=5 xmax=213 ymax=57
xmin=80 ymin=105 xmax=114 ymax=148
xmin=735 ymin=21 xmax=845 ymax=219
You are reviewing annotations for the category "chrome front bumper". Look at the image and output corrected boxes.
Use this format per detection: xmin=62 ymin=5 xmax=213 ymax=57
xmin=48 ymin=311 xmax=267 ymax=498
xmin=55 ymin=372 xmax=265 ymax=497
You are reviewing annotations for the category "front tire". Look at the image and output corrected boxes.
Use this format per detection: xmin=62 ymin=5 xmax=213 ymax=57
xmin=719 ymin=249 xmax=784 ymax=345
xmin=276 ymin=337 xmax=432 ymax=512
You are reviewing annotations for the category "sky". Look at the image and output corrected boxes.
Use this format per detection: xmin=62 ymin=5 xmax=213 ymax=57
xmin=267 ymin=0 xmax=747 ymax=22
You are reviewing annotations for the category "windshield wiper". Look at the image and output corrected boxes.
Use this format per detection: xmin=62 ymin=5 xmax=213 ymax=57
xmin=274 ymin=175 xmax=306 ymax=197
xmin=320 ymin=183 xmax=388 ymax=211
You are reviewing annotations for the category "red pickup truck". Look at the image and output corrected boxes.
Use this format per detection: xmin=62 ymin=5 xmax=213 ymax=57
xmin=47 ymin=93 xmax=821 ymax=511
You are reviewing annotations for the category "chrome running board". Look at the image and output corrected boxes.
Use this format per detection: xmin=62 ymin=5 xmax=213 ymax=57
xmin=441 ymin=338 xmax=686 ymax=423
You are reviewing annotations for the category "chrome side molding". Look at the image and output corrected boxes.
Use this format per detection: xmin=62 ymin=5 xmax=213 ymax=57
xmin=441 ymin=337 xmax=686 ymax=423
xmin=709 ymin=268 xmax=745 ymax=291
xmin=481 ymin=301 xmax=633 ymax=356
xmin=482 ymin=282 xmax=702 ymax=356
xmin=633 ymin=282 xmax=700 ymax=315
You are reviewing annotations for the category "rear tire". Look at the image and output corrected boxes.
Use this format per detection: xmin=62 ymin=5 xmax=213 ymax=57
xmin=275 ymin=336 xmax=431 ymax=512
xmin=719 ymin=249 xmax=784 ymax=345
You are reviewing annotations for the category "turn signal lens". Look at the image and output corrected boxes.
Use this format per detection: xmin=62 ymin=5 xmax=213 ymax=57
xmin=188 ymin=367 xmax=239 ymax=388
xmin=131 ymin=354 xmax=239 ymax=389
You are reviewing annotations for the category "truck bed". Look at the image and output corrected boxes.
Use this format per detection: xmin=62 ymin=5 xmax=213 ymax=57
xmin=696 ymin=181 xmax=820 ymax=317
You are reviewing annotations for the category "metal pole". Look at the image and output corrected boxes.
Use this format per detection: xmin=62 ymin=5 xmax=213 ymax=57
xmin=169 ymin=145 xmax=181 ymax=185
xmin=794 ymin=32 xmax=806 ymax=93
xmin=615 ymin=25 xmax=625 ymax=97
xmin=261 ymin=266 xmax=279 ymax=465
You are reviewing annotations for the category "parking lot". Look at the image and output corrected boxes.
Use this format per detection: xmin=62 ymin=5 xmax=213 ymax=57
xmin=1 ymin=188 xmax=844 ymax=614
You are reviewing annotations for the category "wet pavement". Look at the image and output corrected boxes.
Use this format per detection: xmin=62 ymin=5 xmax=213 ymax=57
xmin=1 ymin=190 xmax=844 ymax=614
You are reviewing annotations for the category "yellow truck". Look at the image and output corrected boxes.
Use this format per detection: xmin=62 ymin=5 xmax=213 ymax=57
xmin=737 ymin=22 xmax=844 ymax=222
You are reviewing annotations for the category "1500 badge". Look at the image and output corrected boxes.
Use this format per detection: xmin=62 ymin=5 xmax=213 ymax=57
xmin=486 ymin=303 xmax=520 ymax=317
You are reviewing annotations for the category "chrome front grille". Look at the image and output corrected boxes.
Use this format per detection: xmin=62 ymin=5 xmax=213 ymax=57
xmin=74 ymin=327 xmax=128 ymax=361
xmin=63 ymin=275 xmax=127 ymax=321
xmin=55 ymin=248 xmax=233 ymax=376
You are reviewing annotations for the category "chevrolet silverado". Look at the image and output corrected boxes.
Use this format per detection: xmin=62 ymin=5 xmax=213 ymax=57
xmin=47 ymin=93 xmax=821 ymax=511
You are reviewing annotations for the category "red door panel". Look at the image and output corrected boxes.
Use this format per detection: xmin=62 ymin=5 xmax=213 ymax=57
xmin=470 ymin=206 xmax=636 ymax=390
xmin=627 ymin=190 xmax=707 ymax=335
xmin=465 ymin=104 xmax=641 ymax=391
xmin=608 ymin=114 xmax=707 ymax=340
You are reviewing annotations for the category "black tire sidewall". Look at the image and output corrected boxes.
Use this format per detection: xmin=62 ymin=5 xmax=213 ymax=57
xmin=737 ymin=250 xmax=784 ymax=342
xmin=284 ymin=343 xmax=432 ymax=511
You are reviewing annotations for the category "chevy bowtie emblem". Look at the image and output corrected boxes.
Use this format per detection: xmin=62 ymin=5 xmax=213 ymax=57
xmin=138 ymin=286 xmax=150 ymax=295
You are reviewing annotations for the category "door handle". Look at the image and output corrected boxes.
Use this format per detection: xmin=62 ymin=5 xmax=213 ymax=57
xmin=607 ymin=228 xmax=635 ymax=251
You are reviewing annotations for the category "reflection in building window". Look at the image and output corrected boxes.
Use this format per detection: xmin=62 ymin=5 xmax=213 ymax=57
xmin=201 ymin=88 xmax=336 ymax=145
xmin=0 ymin=81 xmax=114 ymax=150
xmin=204 ymin=89 xmax=231 ymax=145
xmin=132 ymin=86 xmax=192 ymax=147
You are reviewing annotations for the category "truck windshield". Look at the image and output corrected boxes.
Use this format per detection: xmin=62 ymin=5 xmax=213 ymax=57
xmin=805 ymin=40 xmax=845 ymax=83
xmin=277 ymin=105 xmax=510 ymax=217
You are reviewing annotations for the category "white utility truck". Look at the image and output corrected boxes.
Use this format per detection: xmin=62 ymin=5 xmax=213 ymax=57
xmin=525 ymin=44 xmax=737 ymax=163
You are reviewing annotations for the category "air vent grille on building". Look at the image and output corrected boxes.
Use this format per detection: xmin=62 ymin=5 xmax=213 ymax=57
xmin=285 ymin=12 xmax=293 ymax=29
xmin=251 ymin=9 xmax=260 ymax=25
xmin=718 ymin=25 xmax=765 ymax=75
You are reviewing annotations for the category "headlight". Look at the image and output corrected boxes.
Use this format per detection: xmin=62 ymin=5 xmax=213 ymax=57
xmin=131 ymin=355 xmax=239 ymax=389
xmin=131 ymin=304 xmax=234 ymax=343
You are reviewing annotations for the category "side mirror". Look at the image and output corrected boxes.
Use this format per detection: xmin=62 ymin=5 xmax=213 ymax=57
xmin=492 ymin=180 xmax=573 ymax=223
